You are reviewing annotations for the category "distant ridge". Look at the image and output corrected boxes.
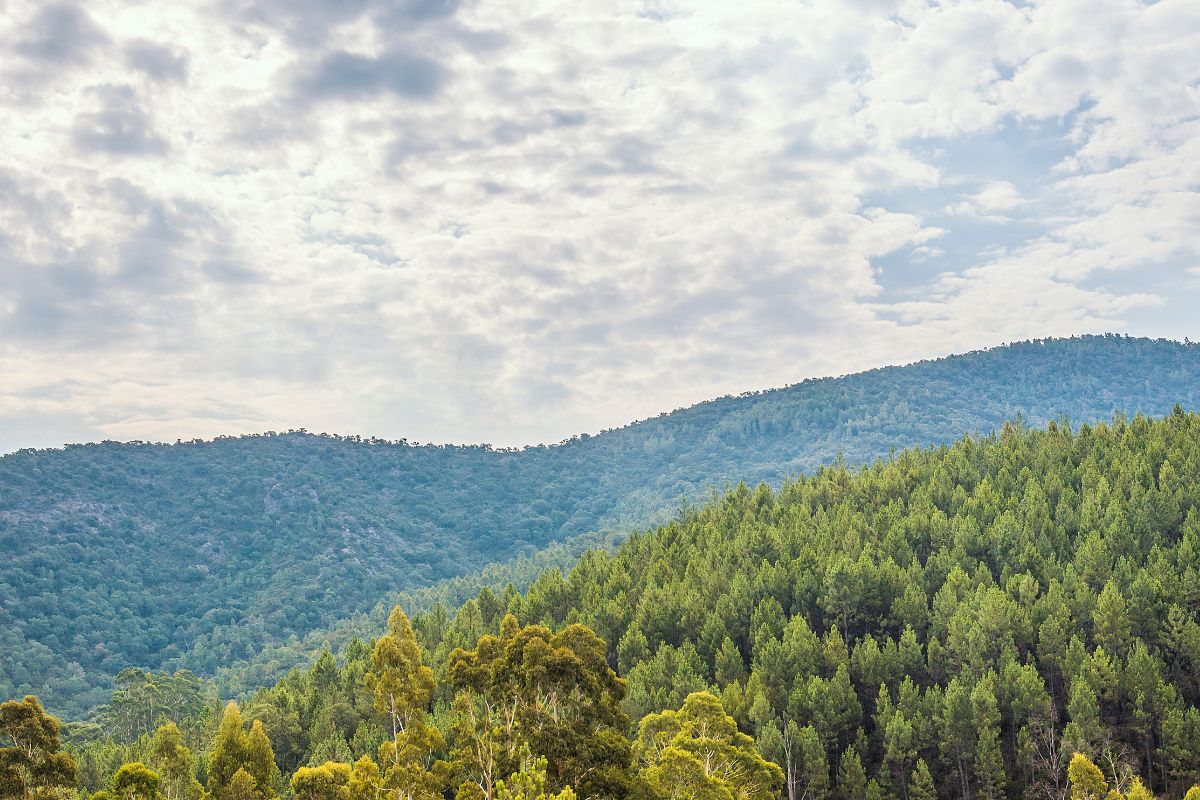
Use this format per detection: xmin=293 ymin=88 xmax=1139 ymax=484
xmin=3 ymin=333 xmax=1199 ymax=716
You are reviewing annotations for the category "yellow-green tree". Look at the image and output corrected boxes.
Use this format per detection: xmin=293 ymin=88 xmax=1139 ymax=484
xmin=1068 ymin=754 xmax=1108 ymax=800
xmin=209 ymin=703 xmax=276 ymax=800
xmin=449 ymin=617 xmax=632 ymax=800
xmin=0 ymin=696 xmax=77 ymax=800
xmin=150 ymin=723 xmax=202 ymax=800
xmin=365 ymin=607 xmax=446 ymax=800
xmin=634 ymin=692 xmax=783 ymax=800
xmin=112 ymin=763 xmax=163 ymax=800
xmin=291 ymin=763 xmax=350 ymax=800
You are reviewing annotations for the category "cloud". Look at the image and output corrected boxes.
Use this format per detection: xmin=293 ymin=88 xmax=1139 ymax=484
xmin=293 ymin=50 xmax=447 ymax=103
xmin=71 ymin=85 xmax=169 ymax=156
xmin=944 ymin=181 xmax=1025 ymax=220
xmin=0 ymin=0 xmax=1198 ymax=455
xmin=11 ymin=3 xmax=108 ymax=66
xmin=125 ymin=39 xmax=190 ymax=83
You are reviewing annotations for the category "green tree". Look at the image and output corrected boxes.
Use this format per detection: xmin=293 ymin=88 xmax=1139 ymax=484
xmin=972 ymin=685 xmax=1005 ymax=800
xmin=366 ymin=608 xmax=436 ymax=748
xmin=836 ymin=747 xmax=866 ymax=800
xmin=1092 ymin=583 xmax=1132 ymax=658
xmin=909 ymin=760 xmax=936 ymax=800
xmin=225 ymin=770 xmax=263 ymax=800
xmin=1123 ymin=778 xmax=1151 ymax=800
xmin=493 ymin=748 xmax=575 ymax=800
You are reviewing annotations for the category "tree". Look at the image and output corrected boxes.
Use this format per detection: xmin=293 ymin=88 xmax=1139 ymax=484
xmin=363 ymin=608 xmax=447 ymax=800
xmin=209 ymin=702 xmax=275 ymax=800
xmin=365 ymin=608 xmax=436 ymax=748
xmin=634 ymin=692 xmax=783 ymax=800
xmin=1068 ymin=754 xmax=1107 ymax=800
xmin=0 ymin=696 xmax=76 ymax=800
xmin=348 ymin=756 xmax=384 ymax=800
xmin=909 ymin=760 xmax=936 ymax=800
xmin=1092 ymin=583 xmax=1132 ymax=659
xmin=112 ymin=763 xmax=163 ymax=800
xmin=972 ymin=685 xmax=1005 ymax=800
xmin=150 ymin=723 xmax=202 ymax=800
xmin=938 ymin=680 xmax=974 ymax=800
xmin=291 ymin=762 xmax=351 ymax=800
xmin=225 ymin=770 xmax=263 ymax=800
xmin=836 ymin=747 xmax=866 ymax=800
xmin=1123 ymin=778 xmax=1152 ymax=800
xmin=245 ymin=722 xmax=276 ymax=794
xmin=781 ymin=724 xmax=828 ymax=800
xmin=493 ymin=748 xmax=575 ymax=800
xmin=450 ymin=619 xmax=631 ymax=800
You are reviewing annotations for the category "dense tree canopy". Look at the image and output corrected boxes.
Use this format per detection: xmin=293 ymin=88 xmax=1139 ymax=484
xmin=19 ymin=409 xmax=1200 ymax=800
xmin=6 ymin=335 xmax=1200 ymax=716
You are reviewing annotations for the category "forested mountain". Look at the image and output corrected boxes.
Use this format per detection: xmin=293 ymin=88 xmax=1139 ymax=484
xmin=4 ymin=335 xmax=1200 ymax=716
xmin=40 ymin=411 xmax=1200 ymax=800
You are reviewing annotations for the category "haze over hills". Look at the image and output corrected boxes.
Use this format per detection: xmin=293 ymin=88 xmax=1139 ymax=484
xmin=4 ymin=334 xmax=1200 ymax=717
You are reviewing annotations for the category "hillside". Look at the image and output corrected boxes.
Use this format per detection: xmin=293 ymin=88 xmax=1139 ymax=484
xmin=4 ymin=334 xmax=1200 ymax=716
xmin=67 ymin=411 xmax=1200 ymax=800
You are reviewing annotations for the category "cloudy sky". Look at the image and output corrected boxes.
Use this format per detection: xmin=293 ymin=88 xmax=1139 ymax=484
xmin=1 ymin=0 xmax=1198 ymax=454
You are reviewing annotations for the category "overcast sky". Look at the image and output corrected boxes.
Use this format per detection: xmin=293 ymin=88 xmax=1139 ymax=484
xmin=1 ymin=0 xmax=1198 ymax=454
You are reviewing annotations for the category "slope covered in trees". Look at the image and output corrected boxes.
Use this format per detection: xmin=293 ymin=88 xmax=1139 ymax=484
xmin=5 ymin=335 xmax=1200 ymax=716
xmin=45 ymin=411 xmax=1200 ymax=800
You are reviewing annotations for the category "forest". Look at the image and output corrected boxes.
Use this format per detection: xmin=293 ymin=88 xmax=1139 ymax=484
xmin=6 ymin=409 xmax=1200 ymax=800
xmin=5 ymin=334 xmax=1200 ymax=716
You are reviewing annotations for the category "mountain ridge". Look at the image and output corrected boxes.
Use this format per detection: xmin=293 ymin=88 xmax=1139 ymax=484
xmin=5 ymin=333 xmax=1200 ymax=716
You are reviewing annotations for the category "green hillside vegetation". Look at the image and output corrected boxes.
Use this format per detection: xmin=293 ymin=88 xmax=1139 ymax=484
xmin=31 ymin=410 xmax=1200 ymax=800
xmin=5 ymin=334 xmax=1200 ymax=716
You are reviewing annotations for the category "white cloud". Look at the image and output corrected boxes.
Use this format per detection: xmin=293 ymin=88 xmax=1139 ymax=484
xmin=0 ymin=0 xmax=1197 ymax=453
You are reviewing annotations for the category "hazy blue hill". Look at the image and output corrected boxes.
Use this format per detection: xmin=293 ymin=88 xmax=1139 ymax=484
xmin=3 ymin=333 xmax=1199 ymax=716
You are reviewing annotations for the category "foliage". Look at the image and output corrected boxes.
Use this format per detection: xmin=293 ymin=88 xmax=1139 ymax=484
xmin=208 ymin=704 xmax=273 ymax=800
xmin=11 ymin=376 xmax=1200 ymax=800
xmin=6 ymin=335 xmax=1200 ymax=716
xmin=0 ymin=696 xmax=77 ymax=800
xmin=633 ymin=691 xmax=782 ymax=800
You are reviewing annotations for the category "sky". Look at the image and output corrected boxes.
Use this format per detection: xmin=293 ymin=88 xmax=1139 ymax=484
xmin=1 ymin=0 xmax=1198 ymax=454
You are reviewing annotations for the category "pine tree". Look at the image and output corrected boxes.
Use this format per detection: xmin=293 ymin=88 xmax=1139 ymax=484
xmin=1092 ymin=582 xmax=1132 ymax=658
xmin=909 ymin=760 xmax=936 ymax=800
xmin=493 ymin=747 xmax=576 ymax=800
xmin=971 ymin=684 xmax=1005 ymax=800
xmin=837 ymin=747 xmax=866 ymax=800
xmin=245 ymin=722 xmax=276 ymax=797
xmin=209 ymin=702 xmax=276 ymax=800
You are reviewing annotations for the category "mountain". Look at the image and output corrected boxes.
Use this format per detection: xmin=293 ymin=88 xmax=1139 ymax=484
xmin=3 ymin=334 xmax=1200 ymax=716
xmin=72 ymin=410 xmax=1200 ymax=800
